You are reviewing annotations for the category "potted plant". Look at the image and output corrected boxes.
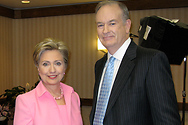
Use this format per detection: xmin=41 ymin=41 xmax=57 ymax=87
xmin=0 ymin=86 xmax=26 ymax=108
xmin=0 ymin=81 xmax=39 ymax=124
xmin=0 ymin=86 xmax=26 ymax=124
xmin=0 ymin=104 xmax=10 ymax=125
xmin=0 ymin=81 xmax=39 ymax=123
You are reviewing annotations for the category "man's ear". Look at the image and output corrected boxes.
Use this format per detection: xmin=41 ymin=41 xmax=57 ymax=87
xmin=125 ymin=19 xmax=131 ymax=34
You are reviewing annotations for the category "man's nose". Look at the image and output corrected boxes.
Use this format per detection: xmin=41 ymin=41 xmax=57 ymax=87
xmin=103 ymin=24 xmax=110 ymax=33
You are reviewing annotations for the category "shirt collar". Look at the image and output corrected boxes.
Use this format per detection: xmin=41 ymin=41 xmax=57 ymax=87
xmin=36 ymin=81 xmax=73 ymax=99
xmin=36 ymin=81 xmax=49 ymax=98
xmin=107 ymin=37 xmax=131 ymax=61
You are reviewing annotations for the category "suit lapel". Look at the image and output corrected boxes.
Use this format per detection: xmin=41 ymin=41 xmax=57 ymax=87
xmin=90 ymin=54 xmax=107 ymax=121
xmin=105 ymin=41 xmax=137 ymax=116
xmin=95 ymin=54 xmax=107 ymax=94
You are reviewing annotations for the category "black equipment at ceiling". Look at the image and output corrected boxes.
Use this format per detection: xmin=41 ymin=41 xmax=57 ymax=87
xmin=138 ymin=15 xmax=188 ymax=65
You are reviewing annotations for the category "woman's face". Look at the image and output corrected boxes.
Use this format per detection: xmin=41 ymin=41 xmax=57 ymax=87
xmin=38 ymin=50 xmax=66 ymax=86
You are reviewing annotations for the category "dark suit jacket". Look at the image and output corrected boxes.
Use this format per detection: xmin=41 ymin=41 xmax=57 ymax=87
xmin=90 ymin=40 xmax=181 ymax=125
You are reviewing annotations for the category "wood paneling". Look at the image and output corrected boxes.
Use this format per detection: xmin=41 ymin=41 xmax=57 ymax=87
xmin=11 ymin=14 xmax=102 ymax=98
xmin=16 ymin=3 xmax=97 ymax=19
xmin=0 ymin=6 xmax=14 ymax=18
xmin=80 ymin=98 xmax=188 ymax=111
xmin=0 ymin=7 xmax=187 ymax=103
xmin=0 ymin=0 xmax=188 ymax=19
xmin=13 ymin=0 xmax=188 ymax=19
xmin=81 ymin=98 xmax=93 ymax=106
xmin=0 ymin=16 xmax=13 ymax=94
xmin=124 ymin=0 xmax=188 ymax=10
xmin=1 ymin=97 xmax=187 ymax=111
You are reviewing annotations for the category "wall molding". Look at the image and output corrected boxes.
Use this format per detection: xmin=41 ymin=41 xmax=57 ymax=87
xmin=80 ymin=98 xmax=188 ymax=111
xmin=0 ymin=6 xmax=14 ymax=18
xmin=0 ymin=0 xmax=188 ymax=19
xmin=1 ymin=97 xmax=187 ymax=111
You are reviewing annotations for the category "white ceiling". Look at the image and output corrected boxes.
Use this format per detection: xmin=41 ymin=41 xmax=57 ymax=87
xmin=0 ymin=0 xmax=101 ymax=9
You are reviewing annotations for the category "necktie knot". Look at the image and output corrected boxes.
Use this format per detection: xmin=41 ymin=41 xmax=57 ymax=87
xmin=105 ymin=56 xmax=115 ymax=76
xmin=108 ymin=56 xmax=116 ymax=67
xmin=109 ymin=56 xmax=116 ymax=63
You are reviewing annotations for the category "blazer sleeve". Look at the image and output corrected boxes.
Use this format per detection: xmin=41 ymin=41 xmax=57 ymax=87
xmin=146 ymin=51 xmax=180 ymax=124
xmin=14 ymin=94 xmax=33 ymax=125
xmin=71 ymin=92 xmax=83 ymax=125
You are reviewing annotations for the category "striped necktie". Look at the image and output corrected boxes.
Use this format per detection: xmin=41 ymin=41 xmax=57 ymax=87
xmin=93 ymin=56 xmax=116 ymax=125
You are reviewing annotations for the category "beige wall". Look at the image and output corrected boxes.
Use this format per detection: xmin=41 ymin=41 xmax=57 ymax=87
xmin=11 ymin=14 xmax=102 ymax=98
xmin=0 ymin=16 xmax=13 ymax=94
xmin=0 ymin=7 xmax=188 ymax=103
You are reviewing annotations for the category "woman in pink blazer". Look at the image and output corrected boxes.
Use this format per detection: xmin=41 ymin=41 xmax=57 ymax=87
xmin=14 ymin=38 xmax=83 ymax=125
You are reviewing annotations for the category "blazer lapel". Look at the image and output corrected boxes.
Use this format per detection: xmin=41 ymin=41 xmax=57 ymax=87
xmin=105 ymin=41 xmax=137 ymax=116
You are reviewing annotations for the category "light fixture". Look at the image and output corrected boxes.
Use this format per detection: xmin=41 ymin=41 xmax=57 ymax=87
xmin=97 ymin=38 xmax=107 ymax=53
xmin=21 ymin=0 xmax=30 ymax=4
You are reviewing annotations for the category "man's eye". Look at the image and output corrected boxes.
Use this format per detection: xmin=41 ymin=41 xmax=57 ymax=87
xmin=110 ymin=23 xmax=116 ymax=26
xmin=42 ymin=63 xmax=48 ymax=66
xmin=97 ymin=24 xmax=104 ymax=28
xmin=56 ymin=62 xmax=62 ymax=66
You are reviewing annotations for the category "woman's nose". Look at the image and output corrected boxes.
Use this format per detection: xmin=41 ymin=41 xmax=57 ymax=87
xmin=49 ymin=65 xmax=56 ymax=72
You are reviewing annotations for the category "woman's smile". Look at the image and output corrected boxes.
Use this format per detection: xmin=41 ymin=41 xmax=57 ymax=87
xmin=48 ymin=75 xmax=58 ymax=79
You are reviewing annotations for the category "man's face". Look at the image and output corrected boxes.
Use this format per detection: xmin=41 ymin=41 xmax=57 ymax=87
xmin=96 ymin=4 xmax=131 ymax=54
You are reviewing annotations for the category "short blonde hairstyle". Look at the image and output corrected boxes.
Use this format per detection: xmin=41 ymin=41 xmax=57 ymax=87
xmin=33 ymin=38 xmax=69 ymax=68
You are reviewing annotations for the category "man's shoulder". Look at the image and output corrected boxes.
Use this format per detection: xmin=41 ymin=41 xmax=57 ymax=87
xmin=137 ymin=45 xmax=164 ymax=56
xmin=96 ymin=53 xmax=107 ymax=64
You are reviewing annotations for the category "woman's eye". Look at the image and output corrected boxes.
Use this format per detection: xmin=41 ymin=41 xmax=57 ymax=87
xmin=42 ymin=63 xmax=48 ymax=66
xmin=56 ymin=62 xmax=62 ymax=66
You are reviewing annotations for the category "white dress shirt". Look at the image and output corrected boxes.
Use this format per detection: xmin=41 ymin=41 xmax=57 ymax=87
xmin=97 ymin=37 xmax=131 ymax=100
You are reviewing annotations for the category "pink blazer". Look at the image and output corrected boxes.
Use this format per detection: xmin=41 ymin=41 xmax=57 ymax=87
xmin=14 ymin=81 xmax=83 ymax=125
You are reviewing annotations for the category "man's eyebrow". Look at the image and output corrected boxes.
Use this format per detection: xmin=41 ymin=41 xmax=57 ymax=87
xmin=96 ymin=22 xmax=102 ymax=24
xmin=109 ymin=19 xmax=116 ymax=22
xmin=96 ymin=19 xmax=116 ymax=24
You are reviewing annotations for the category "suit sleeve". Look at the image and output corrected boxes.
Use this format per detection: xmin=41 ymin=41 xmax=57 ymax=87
xmin=14 ymin=95 xmax=33 ymax=125
xmin=146 ymin=51 xmax=181 ymax=125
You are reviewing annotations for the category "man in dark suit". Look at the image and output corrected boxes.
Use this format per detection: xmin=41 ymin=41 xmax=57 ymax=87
xmin=90 ymin=1 xmax=181 ymax=125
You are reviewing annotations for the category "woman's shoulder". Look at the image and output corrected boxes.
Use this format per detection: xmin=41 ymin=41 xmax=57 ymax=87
xmin=61 ymin=83 xmax=74 ymax=92
xmin=61 ymin=83 xmax=80 ymax=101
xmin=16 ymin=88 xmax=36 ymax=101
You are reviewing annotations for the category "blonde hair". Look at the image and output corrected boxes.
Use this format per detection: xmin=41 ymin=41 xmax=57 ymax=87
xmin=33 ymin=38 xmax=69 ymax=68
